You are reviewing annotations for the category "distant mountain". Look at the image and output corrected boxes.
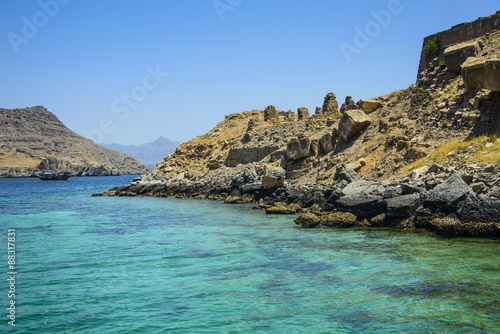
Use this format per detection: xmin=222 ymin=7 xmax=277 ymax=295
xmin=102 ymin=137 xmax=179 ymax=170
xmin=0 ymin=106 xmax=148 ymax=177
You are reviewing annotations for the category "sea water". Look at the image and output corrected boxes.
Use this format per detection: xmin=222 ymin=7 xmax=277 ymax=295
xmin=0 ymin=176 xmax=499 ymax=333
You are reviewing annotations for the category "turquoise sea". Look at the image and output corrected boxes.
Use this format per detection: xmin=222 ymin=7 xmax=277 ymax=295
xmin=0 ymin=175 xmax=499 ymax=333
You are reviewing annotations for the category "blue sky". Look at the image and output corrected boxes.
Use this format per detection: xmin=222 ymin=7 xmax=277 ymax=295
xmin=1 ymin=0 xmax=499 ymax=145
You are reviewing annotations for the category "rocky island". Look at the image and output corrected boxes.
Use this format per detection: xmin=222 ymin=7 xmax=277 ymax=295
xmin=0 ymin=106 xmax=148 ymax=177
xmin=101 ymin=12 xmax=500 ymax=238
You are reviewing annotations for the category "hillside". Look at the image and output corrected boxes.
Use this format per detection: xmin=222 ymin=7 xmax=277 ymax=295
xmin=102 ymin=137 xmax=179 ymax=171
xmin=103 ymin=12 xmax=500 ymax=237
xmin=0 ymin=106 xmax=148 ymax=177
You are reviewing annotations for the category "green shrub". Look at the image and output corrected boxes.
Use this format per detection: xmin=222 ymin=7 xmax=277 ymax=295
xmin=424 ymin=38 xmax=441 ymax=61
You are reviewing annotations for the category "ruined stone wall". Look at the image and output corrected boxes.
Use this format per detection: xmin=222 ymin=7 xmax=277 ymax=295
xmin=418 ymin=11 xmax=500 ymax=75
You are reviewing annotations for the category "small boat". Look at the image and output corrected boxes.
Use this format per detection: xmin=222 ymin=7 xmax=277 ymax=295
xmin=38 ymin=172 xmax=72 ymax=181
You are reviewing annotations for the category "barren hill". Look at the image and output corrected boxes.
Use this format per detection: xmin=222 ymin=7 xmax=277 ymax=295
xmin=0 ymin=106 xmax=148 ymax=177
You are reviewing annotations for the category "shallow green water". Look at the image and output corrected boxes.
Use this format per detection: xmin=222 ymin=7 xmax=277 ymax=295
xmin=0 ymin=176 xmax=499 ymax=333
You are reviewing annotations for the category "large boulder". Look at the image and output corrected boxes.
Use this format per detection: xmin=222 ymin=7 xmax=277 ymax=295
xmin=341 ymin=181 xmax=384 ymax=197
xmin=359 ymin=99 xmax=382 ymax=113
xmin=386 ymin=193 xmax=421 ymax=218
xmin=337 ymin=110 xmax=372 ymax=141
xmin=457 ymin=197 xmax=500 ymax=223
xmin=462 ymin=57 xmax=500 ymax=92
xmin=320 ymin=133 xmax=336 ymax=153
xmin=336 ymin=194 xmax=386 ymax=219
xmin=262 ymin=165 xmax=286 ymax=188
xmin=232 ymin=166 xmax=258 ymax=186
xmin=337 ymin=168 xmax=362 ymax=183
xmin=424 ymin=174 xmax=475 ymax=212
xmin=286 ymin=137 xmax=311 ymax=161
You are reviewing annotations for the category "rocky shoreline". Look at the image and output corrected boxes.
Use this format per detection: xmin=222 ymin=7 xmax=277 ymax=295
xmin=97 ymin=162 xmax=500 ymax=238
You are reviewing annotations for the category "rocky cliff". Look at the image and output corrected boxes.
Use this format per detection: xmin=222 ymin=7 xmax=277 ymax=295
xmin=102 ymin=14 xmax=500 ymax=238
xmin=0 ymin=106 xmax=148 ymax=177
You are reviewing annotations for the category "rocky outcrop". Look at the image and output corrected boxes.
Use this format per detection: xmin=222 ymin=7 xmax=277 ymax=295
xmin=297 ymin=107 xmax=309 ymax=120
xmin=339 ymin=96 xmax=357 ymax=113
xmin=462 ymin=57 xmax=500 ymax=91
xmin=442 ymin=41 xmax=479 ymax=73
xmin=264 ymin=105 xmax=280 ymax=123
xmin=321 ymin=93 xmax=339 ymax=116
xmin=0 ymin=106 xmax=148 ymax=177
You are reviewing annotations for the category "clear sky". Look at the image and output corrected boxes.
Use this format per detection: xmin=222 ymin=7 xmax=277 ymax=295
xmin=1 ymin=0 xmax=499 ymax=145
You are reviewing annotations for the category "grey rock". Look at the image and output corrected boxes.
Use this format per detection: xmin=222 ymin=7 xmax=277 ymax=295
xmin=386 ymin=193 xmax=421 ymax=218
xmin=240 ymin=182 xmax=263 ymax=193
xmin=336 ymin=194 xmax=386 ymax=219
xmin=484 ymin=165 xmax=496 ymax=173
xmin=457 ymin=196 xmax=500 ymax=223
xmin=319 ymin=133 xmax=336 ymax=153
xmin=424 ymin=174 xmax=475 ymax=210
xmin=470 ymin=182 xmax=486 ymax=193
xmin=401 ymin=183 xmax=423 ymax=195
xmin=337 ymin=168 xmax=362 ymax=184
xmin=341 ymin=181 xmax=384 ymax=197
xmin=383 ymin=185 xmax=403 ymax=198
xmin=286 ymin=137 xmax=311 ymax=161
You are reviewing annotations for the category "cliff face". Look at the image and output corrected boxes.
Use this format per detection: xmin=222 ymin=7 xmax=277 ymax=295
xmin=0 ymin=106 xmax=148 ymax=177
xmin=103 ymin=14 xmax=500 ymax=237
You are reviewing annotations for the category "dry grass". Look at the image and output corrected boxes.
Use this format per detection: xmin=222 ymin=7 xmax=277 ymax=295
xmin=472 ymin=136 xmax=500 ymax=162
xmin=400 ymin=135 xmax=500 ymax=174
xmin=0 ymin=150 xmax=40 ymax=168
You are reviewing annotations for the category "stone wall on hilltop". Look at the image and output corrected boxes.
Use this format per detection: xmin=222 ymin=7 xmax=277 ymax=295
xmin=418 ymin=11 xmax=500 ymax=75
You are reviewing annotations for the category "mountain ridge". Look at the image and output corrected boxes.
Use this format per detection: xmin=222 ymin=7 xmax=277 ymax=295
xmin=101 ymin=136 xmax=179 ymax=171
xmin=0 ymin=106 xmax=148 ymax=177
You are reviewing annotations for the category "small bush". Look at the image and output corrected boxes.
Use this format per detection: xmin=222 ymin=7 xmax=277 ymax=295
xmin=424 ymin=38 xmax=441 ymax=61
